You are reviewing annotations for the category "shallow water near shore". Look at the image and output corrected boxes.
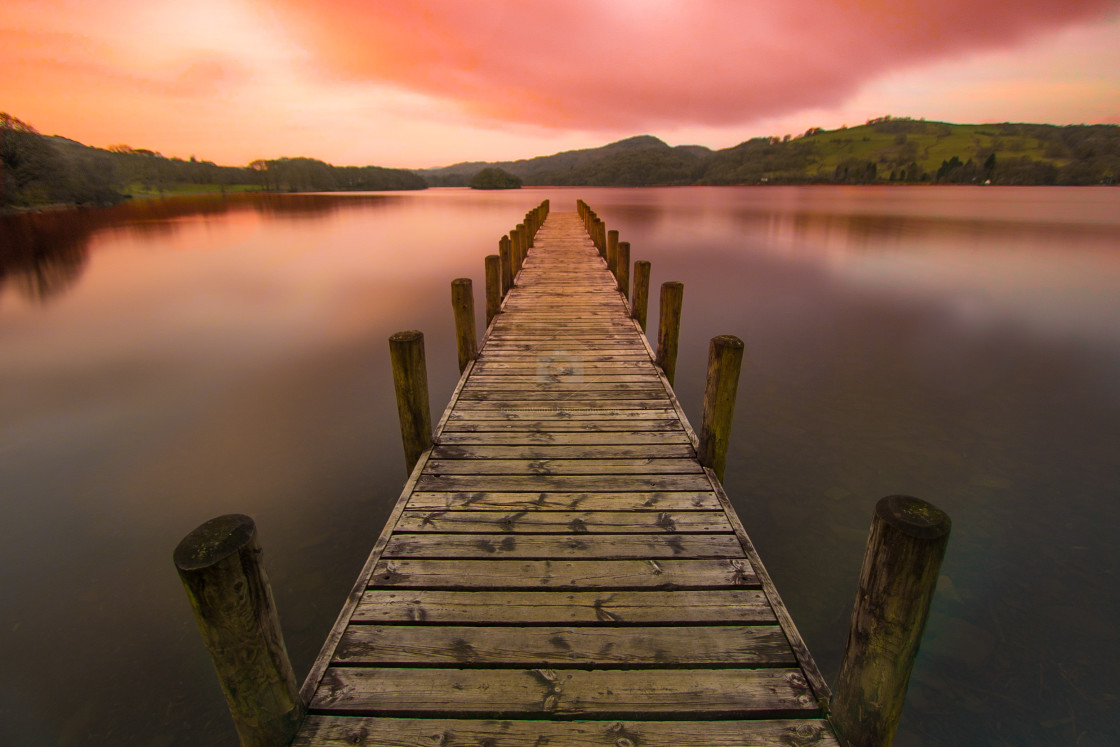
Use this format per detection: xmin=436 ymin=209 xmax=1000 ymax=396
xmin=1 ymin=186 xmax=1118 ymax=745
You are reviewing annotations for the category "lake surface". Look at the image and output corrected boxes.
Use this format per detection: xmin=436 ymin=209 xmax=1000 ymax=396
xmin=2 ymin=186 xmax=1118 ymax=745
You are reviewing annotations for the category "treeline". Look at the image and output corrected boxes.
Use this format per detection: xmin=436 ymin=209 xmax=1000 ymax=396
xmin=421 ymin=119 xmax=1120 ymax=188
xmin=1 ymin=113 xmax=425 ymax=210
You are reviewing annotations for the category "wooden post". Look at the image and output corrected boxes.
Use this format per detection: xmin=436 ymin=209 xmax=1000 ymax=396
xmin=510 ymin=228 xmax=523 ymax=280
xmin=633 ymin=260 xmax=651 ymax=332
xmin=451 ymin=278 xmax=477 ymax=374
xmin=656 ymin=281 xmax=684 ymax=386
xmin=389 ymin=330 xmax=432 ymax=474
xmin=524 ymin=218 xmax=534 ymax=248
xmin=484 ymin=254 xmax=501 ymax=327
xmin=833 ymin=496 xmax=952 ymax=747
xmin=617 ymin=241 xmax=631 ymax=301
xmin=697 ymin=335 xmax=744 ymax=482
xmin=607 ymin=230 xmax=619 ymax=276
xmin=499 ymin=235 xmax=512 ymax=297
xmin=174 ymin=514 xmax=305 ymax=747
xmin=517 ymin=222 xmax=528 ymax=260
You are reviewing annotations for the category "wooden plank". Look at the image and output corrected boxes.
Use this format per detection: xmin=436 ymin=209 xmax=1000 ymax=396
xmin=395 ymin=510 xmax=732 ymax=533
xmin=452 ymin=400 xmax=676 ymax=412
xmin=430 ymin=444 xmax=694 ymax=459
xmin=367 ymin=558 xmax=758 ymax=589
xmin=406 ymin=491 xmax=722 ymax=511
xmin=415 ymin=474 xmax=714 ymax=492
xmin=294 ymin=716 xmax=840 ymax=747
xmin=440 ymin=419 xmax=687 ymax=433
xmin=424 ymin=458 xmax=705 ymax=475
xmin=381 ymin=534 xmax=744 ymax=559
xmin=446 ymin=410 xmax=678 ymax=422
xmin=334 ymin=625 xmax=795 ymax=666
xmin=311 ymin=667 xmax=819 ymax=716
xmin=435 ymin=431 xmax=693 ymax=446
xmin=352 ymin=589 xmax=777 ymax=624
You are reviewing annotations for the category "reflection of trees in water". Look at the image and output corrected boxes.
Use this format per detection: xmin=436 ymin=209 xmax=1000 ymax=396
xmin=0 ymin=193 xmax=403 ymax=304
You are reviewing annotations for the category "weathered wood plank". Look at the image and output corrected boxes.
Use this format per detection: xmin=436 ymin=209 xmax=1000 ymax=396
xmin=352 ymin=589 xmax=777 ymax=624
xmin=435 ymin=431 xmax=693 ymax=446
xmin=415 ymin=474 xmax=714 ymax=492
xmin=406 ymin=491 xmax=722 ymax=511
xmin=382 ymin=534 xmax=744 ymax=559
xmin=430 ymin=443 xmax=694 ymax=459
xmin=334 ymin=625 xmax=795 ymax=666
xmin=396 ymin=510 xmax=731 ymax=533
xmin=368 ymin=558 xmax=758 ymax=589
xmin=294 ymin=717 xmax=840 ymax=747
xmin=312 ymin=667 xmax=818 ymax=716
xmin=424 ymin=458 xmax=705 ymax=475
xmin=440 ymin=419 xmax=686 ymax=433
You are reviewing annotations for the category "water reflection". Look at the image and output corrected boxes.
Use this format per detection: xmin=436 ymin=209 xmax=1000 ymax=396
xmin=2 ymin=187 xmax=1119 ymax=746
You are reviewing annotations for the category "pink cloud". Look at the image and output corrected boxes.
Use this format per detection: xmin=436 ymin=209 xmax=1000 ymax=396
xmin=265 ymin=0 xmax=1119 ymax=130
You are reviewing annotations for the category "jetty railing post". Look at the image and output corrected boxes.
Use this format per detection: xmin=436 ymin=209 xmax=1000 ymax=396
xmin=174 ymin=514 xmax=305 ymax=747
xmin=484 ymin=254 xmax=501 ymax=327
xmin=632 ymin=260 xmax=651 ymax=332
xmin=656 ymin=281 xmax=684 ymax=386
xmin=697 ymin=335 xmax=744 ymax=482
xmin=833 ymin=495 xmax=952 ymax=747
xmin=518 ymin=222 xmax=529 ymax=254
xmin=389 ymin=330 xmax=432 ymax=474
xmin=607 ymin=229 xmax=619 ymax=277
xmin=510 ymin=228 xmax=523 ymax=279
xmin=617 ymin=241 xmax=631 ymax=301
xmin=451 ymin=278 xmax=478 ymax=373
xmin=499 ymin=236 xmax=513 ymax=297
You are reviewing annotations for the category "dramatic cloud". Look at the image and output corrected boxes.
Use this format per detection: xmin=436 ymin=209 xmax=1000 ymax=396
xmin=265 ymin=0 xmax=1119 ymax=130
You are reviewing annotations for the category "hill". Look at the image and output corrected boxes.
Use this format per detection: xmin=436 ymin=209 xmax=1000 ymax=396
xmin=419 ymin=119 xmax=1119 ymax=187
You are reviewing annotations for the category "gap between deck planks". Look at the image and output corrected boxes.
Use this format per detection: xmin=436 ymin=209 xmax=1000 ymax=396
xmin=293 ymin=211 xmax=839 ymax=746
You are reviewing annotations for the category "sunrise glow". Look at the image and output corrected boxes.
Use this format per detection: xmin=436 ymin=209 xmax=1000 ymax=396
xmin=3 ymin=0 xmax=1118 ymax=168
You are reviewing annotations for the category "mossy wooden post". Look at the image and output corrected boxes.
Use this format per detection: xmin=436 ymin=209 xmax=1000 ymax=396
xmin=451 ymin=278 xmax=477 ymax=373
xmin=698 ymin=335 xmax=744 ymax=482
xmin=833 ymin=495 xmax=952 ymax=747
xmin=633 ymin=260 xmax=651 ymax=332
xmin=656 ymin=281 xmax=684 ymax=386
xmin=510 ymin=229 xmax=523 ymax=280
xmin=499 ymin=236 xmax=513 ymax=297
xmin=484 ymin=254 xmax=501 ymax=327
xmin=389 ymin=330 xmax=432 ymax=474
xmin=617 ymin=241 xmax=631 ymax=301
xmin=174 ymin=514 xmax=304 ymax=747
xmin=607 ymin=230 xmax=619 ymax=277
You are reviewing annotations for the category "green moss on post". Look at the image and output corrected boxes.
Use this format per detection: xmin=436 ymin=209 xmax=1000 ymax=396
xmin=656 ymin=281 xmax=684 ymax=386
xmin=698 ymin=335 xmax=744 ymax=482
xmin=632 ymin=260 xmax=651 ymax=332
xmin=833 ymin=496 xmax=951 ymax=747
xmin=389 ymin=330 xmax=432 ymax=474
xmin=174 ymin=514 xmax=305 ymax=747
xmin=484 ymin=254 xmax=501 ymax=327
xmin=451 ymin=278 xmax=477 ymax=373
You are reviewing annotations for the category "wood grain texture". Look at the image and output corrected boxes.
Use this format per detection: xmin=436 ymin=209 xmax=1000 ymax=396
xmin=394 ymin=510 xmax=731 ymax=533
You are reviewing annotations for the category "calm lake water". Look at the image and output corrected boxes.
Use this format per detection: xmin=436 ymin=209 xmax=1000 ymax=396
xmin=1 ymin=186 xmax=1118 ymax=745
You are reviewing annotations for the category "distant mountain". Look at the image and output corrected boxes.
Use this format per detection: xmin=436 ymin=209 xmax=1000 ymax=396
xmin=417 ymin=119 xmax=1119 ymax=187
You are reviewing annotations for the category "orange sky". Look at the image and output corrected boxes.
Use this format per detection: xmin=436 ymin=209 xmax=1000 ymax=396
xmin=3 ymin=0 xmax=1118 ymax=168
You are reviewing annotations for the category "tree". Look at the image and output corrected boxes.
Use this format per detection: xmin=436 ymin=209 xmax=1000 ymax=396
xmin=468 ymin=167 xmax=522 ymax=189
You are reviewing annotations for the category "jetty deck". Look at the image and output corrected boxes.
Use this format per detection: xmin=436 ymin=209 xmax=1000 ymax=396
xmin=293 ymin=211 xmax=840 ymax=746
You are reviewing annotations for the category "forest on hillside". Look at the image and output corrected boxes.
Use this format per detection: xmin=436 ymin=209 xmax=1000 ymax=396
xmin=1 ymin=113 xmax=426 ymax=210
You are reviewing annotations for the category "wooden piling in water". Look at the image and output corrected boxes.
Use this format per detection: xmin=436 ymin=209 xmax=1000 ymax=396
xmin=510 ymin=228 xmax=523 ymax=279
xmin=499 ymin=236 xmax=513 ymax=297
xmin=698 ymin=335 xmax=744 ymax=482
xmin=484 ymin=254 xmax=501 ymax=327
xmin=517 ymin=223 xmax=528 ymax=261
xmin=389 ymin=330 xmax=432 ymax=474
xmin=617 ymin=241 xmax=631 ymax=301
xmin=832 ymin=495 xmax=951 ymax=747
xmin=632 ymin=260 xmax=651 ymax=332
xmin=174 ymin=514 xmax=304 ymax=747
xmin=451 ymin=278 xmax=477 ymax=373
xmin=656 ymin=281 xmax=684 ymax=386
xmin=607 ymin=229 xmax=619 ymax=277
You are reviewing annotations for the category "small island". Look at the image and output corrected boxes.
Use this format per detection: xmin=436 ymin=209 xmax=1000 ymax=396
xmin=468 ymin=167 xmax=522 ymax=190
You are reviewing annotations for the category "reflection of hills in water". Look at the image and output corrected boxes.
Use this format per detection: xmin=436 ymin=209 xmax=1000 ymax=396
xmin=0 ymin=193 xmax=400 ymax=303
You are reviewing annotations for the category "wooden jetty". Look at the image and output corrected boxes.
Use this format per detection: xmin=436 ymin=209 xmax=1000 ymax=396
xmin=176 ymin=199 xmax=952 ymax=747
xmin=291 ymin=208 xmax=839 ymax=746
